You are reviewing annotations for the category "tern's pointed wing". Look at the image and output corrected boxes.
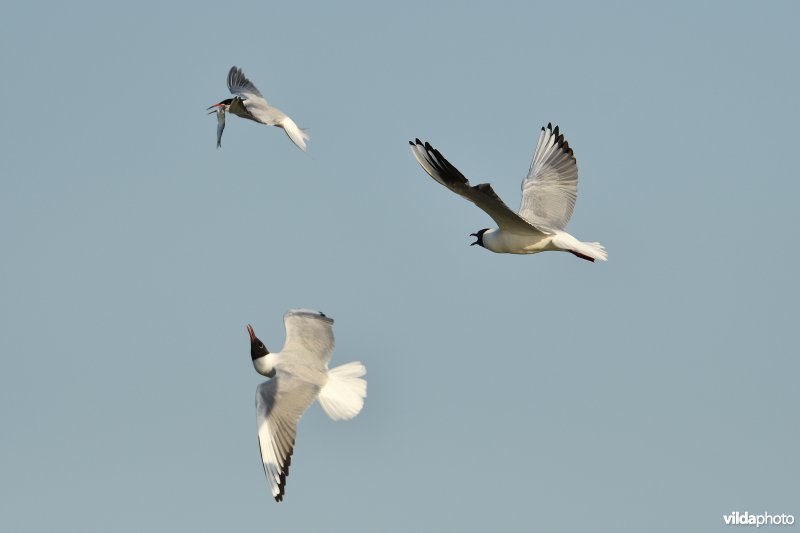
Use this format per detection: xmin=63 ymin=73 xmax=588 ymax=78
xmin=215 ymin=107 xmax=225 ymax=148
xmin=519 ymin=124 xmax=579 ymax=232
xmin=256 ymin=376 xmax=319 ymax=502
xmin=281 ymin=309 xmax=334 ymax=369
xmin=226 ymin=65 xmax=285 ymax=126
xmin=409 ymin=139 xmax=542 ymax=235
xmin=228 ymin=65 xmax=265 ymax=101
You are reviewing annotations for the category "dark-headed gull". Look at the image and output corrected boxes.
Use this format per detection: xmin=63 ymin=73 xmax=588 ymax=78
xmin=410 ymin=124 xmax=607 ymax=261
xmin=208 ymin=66 xmax=309 ymax=151
xmin=247 ymin=309 xmax=366 ymax=502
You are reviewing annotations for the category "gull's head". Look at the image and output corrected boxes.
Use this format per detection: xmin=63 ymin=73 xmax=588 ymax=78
xmin=247 ymin=324 xmax=269 ymax=361
xmin=470 ymin=229 xmax=489 ymax=248
xmin=207 ymin=98 xmax=233 ymax=112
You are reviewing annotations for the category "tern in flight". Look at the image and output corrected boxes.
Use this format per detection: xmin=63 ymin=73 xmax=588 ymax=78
xmin=208 ymin=66 xmax=309 ymax=151
xmin=247 ymin=310 xmax=367 ymax=501
xmin=410 ymin=123 xmax=607 ymax=261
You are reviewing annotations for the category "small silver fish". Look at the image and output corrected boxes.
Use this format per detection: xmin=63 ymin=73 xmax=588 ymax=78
xmin=208 ymin=106 xmax=225 ymax=148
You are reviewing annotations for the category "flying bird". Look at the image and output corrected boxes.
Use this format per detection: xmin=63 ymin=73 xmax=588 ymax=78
xmin=409 ymin=124 xmax=607 ymax=261
xmin=208 ymin=66 xmax=309 ymax=151
xmin=247 ymin=310 xmax=367 ymax=502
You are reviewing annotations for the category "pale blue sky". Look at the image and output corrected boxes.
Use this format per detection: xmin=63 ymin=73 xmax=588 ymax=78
xmin=1 ymin=1 xmax=798 ymax=531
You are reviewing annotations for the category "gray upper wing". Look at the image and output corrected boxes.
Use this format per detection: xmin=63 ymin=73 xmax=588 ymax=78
xmin=227 ymin=65 xmax=265 ymax=100
xmin=409 ymin=139 xmax=541 ymax=235
xmin=518 ymin=124 xmax=579 ymax=232
xmin=281 ymin=309 xmax=335 ymax=369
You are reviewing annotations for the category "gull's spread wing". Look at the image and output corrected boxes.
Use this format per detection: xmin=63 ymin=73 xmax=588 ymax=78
xmin=519 ymin=124 xmax=579 ymax=232
xmin=280 ymin=309 xmax=335 ymax=369
xmin=410 ymin=139 xmax=541 ymax=235
xmin=256 ymin=376 xmax=319 ymax=502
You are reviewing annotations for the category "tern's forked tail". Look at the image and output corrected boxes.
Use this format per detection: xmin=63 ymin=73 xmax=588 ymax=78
xmin=280 ymin=117 xmax=309 ymax=151
xmin=319 ymin=362 xmax=367 ymax=421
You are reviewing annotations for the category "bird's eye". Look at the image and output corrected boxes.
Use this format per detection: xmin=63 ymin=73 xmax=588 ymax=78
xmin=258 ymin=342 xmax=264 ymax=348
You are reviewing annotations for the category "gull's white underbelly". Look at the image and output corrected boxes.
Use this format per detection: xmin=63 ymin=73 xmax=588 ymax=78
xmin=482 ymin=229 xmax=560 ymax=254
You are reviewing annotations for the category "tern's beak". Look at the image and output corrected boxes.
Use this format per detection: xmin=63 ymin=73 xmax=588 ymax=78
xmin=247 ymin=324 xmax=256 ymax=343
xmin=207 ymin=103 xmax=223 ymax=111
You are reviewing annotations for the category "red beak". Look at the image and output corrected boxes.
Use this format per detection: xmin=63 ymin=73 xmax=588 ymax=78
xmin=247 ymin=324 xmax=256 ymax=343
xmin=207 ymin=103 xmax=223 ymax=110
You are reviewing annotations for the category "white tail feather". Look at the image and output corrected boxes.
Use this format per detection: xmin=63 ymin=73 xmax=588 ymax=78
xmin=280 ymin=117 xmax=309 ymax=152
xmin=572 ymin=241 xmax=607 ymax=261
xmin=319 ymin=362 xmax=367 ymax=421
xmin=552 ymin=232 xmax=608 ymax=262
